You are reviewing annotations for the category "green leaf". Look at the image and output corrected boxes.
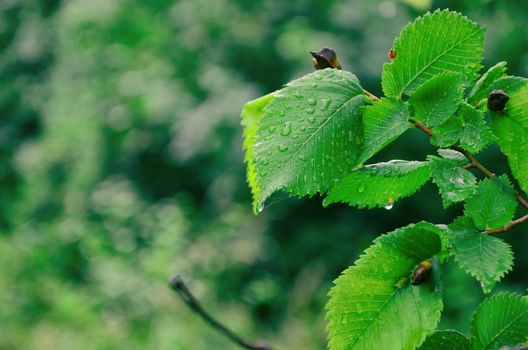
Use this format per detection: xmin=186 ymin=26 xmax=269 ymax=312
xmin=492 ymin=76 xmax=528 ymax=128
xmin=428 ymin=155 xmax=477 ymax=208
xmin=419 ymin=330 xmax=471 ymax=350
xmin=491 ymin=115 xmax=528 ymax=196
xmin=458 ymin=103 xmax=496 ymax=153
xmin=431 ymin=103 xmax=495 ymax=153
xmin=326 ymin=222 xmax=443 ymax=350
xmin=251 ymin=69 xmax=365 ymax=211
xmin=447 ymin=217 xmax=513 ymax=294
xmin=467 ymin=61 xmax=508 ymax=104
xmin=382 ymin=9 xmax=484 ymax=98
xmin=241 ymin=93 xmax=275 ymax=213
xmin=409 ymin=72 xmax=466 ymax=127
xmin=431 ymin=115 xmax=463 ymax=148
xmin=490 ymin=77 xmax=528 ymax=195
xmin=464 ymin=176 xmax=517 ymax=230
xmin=357 ymin=98 xmax=411 ymax=165
xmin=472 ymin=293 xmax=528 ymax=349
xmin=324 ymin=160 xmax=431 ymax=209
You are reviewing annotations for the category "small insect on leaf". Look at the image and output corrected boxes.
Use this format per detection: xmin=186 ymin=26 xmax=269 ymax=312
xmin=388 ymin=48 xmax=396 ymax=61
xmin=310 ymin=48 xmax=342 ymax=70
xmin=411 ymin=260 xmax=433 ymax=285
xmin=487 ymin=89 xmax=509 ymax=112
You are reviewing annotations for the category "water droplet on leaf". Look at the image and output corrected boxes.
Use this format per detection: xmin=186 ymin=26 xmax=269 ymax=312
xmin=358 ymin=184 xmax=366 ymax=193
xmin=278 ymin=145 xmax=289 ymax=152
xmin=320 ymin=99 xmax=331 ymax=111
xmin=280 ymin=123 xmax=292 ymax=136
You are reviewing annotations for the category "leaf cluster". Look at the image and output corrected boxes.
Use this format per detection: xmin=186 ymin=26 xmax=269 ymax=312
xmin=241 ymin=9 xmax=528 ymax=350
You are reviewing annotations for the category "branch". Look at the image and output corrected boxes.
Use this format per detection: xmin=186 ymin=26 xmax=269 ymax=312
xmin=365 ymin=90 xmax=528 ymax=215
xmin=451 ymin=145 xmax=495 ymax=178
xmin=485 ymin=214 xmax=528 ymax=234
xmin=169 ymin=275 xmax=274 ymax=350
xmin=364 ymin=89 xmax=381 ymax=102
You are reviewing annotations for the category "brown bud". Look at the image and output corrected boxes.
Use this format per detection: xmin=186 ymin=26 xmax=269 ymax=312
xmin=310 ymin=48 xmax=342 ymax=70
xmin=387 ymin=48 xmax=396 ymax=61
xmin=487 ymin=89 xmax=509 ymax=112
xmin=411 ymin=260 xmax=432 ymax=286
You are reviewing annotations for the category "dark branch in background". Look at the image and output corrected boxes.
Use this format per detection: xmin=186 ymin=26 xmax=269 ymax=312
xmin=169 ymin=275 xmax=274 ymax=350
xmin=366 ymin=90 xmax=528 ymax=233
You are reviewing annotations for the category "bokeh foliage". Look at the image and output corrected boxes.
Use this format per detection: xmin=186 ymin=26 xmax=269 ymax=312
xmin=0 ymin=0 xmax=527 ymax=349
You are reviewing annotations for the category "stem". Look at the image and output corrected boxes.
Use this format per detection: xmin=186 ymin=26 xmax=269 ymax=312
xmin=411 ymin=120 xmax=433 ymax=136
xmin=364 ymin=89 xmax=381 ymax=102
xmin=486 ymin=214 xmax=528 ymax=234
xmin=366 ymin=89 xmax=528 ymax=228
xmin=516 ymin=193 xmax=528 ymax=210
xmin=451 ymin=146 xmax=495 ymax=178
xmin=169 ymin=275 xmax=273 ymax=350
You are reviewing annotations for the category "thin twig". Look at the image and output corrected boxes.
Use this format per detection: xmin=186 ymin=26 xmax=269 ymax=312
xmin=486 ymin=214 xmax=528 ymax=234
xmin=366 ymin=89 xmax=528 ymax=230
xmin=169 ymin=275 xmax=273 ymax=350
xmin=451 ymin=146 xmax=496 ymax=178
xmin=364 ymin=89 xmax=381 ymax=102
xmin=411 ymin=120 xmax=433 ymax=136
xmin=516 ymin=193 xmax=528 ymax=210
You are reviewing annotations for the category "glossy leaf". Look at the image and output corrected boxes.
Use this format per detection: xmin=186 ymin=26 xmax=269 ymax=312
xmin=490 ymin=77 xmax=528 ymax=195
xmin=447 ymin=217 xmax=513 ymax=294
xmin=472 ymin=293 xmax=528 ymax=349
xmin=251 ymin=69 xmax=365 ymax=211
xmin=357 ymin=98 xmax=411 ymax=165
xmin=241 ymin=93 xmax=275 ymax=213
xmin=419 ymin=330 xmax=471 ymax=350
xmin=324 ymin=160 xmax=431 ymax=209
xmin=326 ymin=222 xmax=443 ymax=350
xmin=467 ymin=61 xmax=508 ymax=104
xmin=431 ymin=103 xmax=495 ymax=153
xmin=464 ymin=176 xmax=517 ymax=230
xmin=382 ymin=9 xmax=484 ymax=98
xmin=428 ymin=155 xmax=477 ymax=208
xmin=458 ymin=103 xmax=496 ymax=153
xmin=409 ymin=72 xmax=466 ymax=127
xmin=492 ymin=76 xmax=528 ymax=128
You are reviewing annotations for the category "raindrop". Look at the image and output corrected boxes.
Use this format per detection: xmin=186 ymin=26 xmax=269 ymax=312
xmin=299 ymin=126 xmax=307 ymax=131
xmin=294 ymin=92 xmax=303 ymax=99
xmin=307 ymin=98 xmax=317 ymax=106
xmin=266 ymin=150 xmax=273 ymax=156
xmin=307 ymin=116 xmax=316 ymax=124
xmin=258 ymin=204 xmax=264 ymax=213
xmin=320 ymin=99 xmax=331 ymax=111
xmin=305 ymin=108 xmax=315 ymax=114
xmin=358 ymin=184 xmax=366 ymax=193
xmin=278 ymin=145 xmax=289 ymax=152
xmin=281 ymin=123 xmax=292 ymax=136
xmin=268 ymin=126 xmax=277 ymax=133
xmin=384 ymin=203 xmax=394 ymax=210
xmin=279 ymin=110 xmax=286 ymax=116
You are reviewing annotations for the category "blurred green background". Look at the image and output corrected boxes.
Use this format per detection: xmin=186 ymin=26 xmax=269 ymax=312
xmin=1 ymin=0 xmax=527 ymax=349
